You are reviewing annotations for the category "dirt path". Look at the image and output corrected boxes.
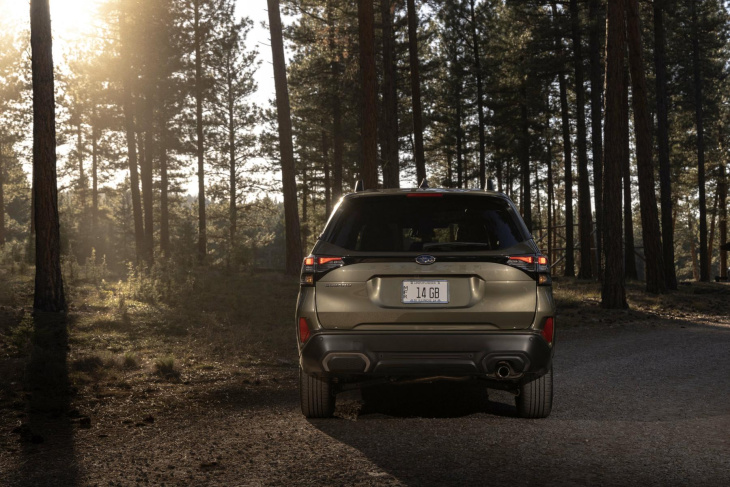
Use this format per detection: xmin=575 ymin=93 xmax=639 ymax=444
xmin=2 ymin=315 xmax=729 ymax=486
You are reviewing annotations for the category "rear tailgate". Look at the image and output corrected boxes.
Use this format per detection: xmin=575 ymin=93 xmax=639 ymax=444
xmin=315 ymin=261 xmax=536 ymax=330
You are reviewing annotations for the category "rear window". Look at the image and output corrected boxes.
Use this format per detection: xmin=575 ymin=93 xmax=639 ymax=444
xmin=322 ymin=194 xmax=528 ymax=252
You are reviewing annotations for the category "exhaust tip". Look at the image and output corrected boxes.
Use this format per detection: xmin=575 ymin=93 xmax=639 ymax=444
xmin=496 ymin=363 xmax=511 ymax=379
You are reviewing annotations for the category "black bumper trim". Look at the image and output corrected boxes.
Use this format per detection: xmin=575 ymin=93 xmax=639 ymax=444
xmin=300 ymin=332 xmax=552 ymax=378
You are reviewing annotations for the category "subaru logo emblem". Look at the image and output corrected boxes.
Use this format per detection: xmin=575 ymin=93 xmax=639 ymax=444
xmin=416 ymin=255 xmax=436 ymax=265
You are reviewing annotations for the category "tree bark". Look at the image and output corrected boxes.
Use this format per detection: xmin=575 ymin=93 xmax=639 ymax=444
xmin=31 ymin=0 xmax=66 ymax=312
xmin=470 ymin=0 xmax=486 ymax=189
xmin=652 ymin=0 xmax=677 ymax=289
xmin=160 ymin=114 xmax=169 ymax=259
xmin=626 ymin=0 xmax=666 ymax=294
xmin=358 ymin=0 xmax=378 ymax=189
xmin=601 ymin=0 xmax=627 ymax=308
xmin=267 ymin=0 xmax=303 ymax=275
xmin=194 ymin=0 xmax=207 ymax=263
xmin=406 ymin=0 xmax=426 ymax=184
xmin=570 ymin=0 xmax=593 ymax=279
xmin=380 ymin=0 xmax=399 ymax=189
xmin=588 ymin=0 xmax=603 ymax=277
xmin=690 ymin=0 xmax=709 ymax=281
xmin=119 ymin=9 xmax=144 ymax=264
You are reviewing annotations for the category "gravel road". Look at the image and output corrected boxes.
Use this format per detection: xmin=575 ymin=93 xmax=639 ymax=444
xmin=4 ymin=318 xmax=730 ymax=486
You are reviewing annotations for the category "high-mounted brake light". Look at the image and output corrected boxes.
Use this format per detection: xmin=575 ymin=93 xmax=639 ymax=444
xmin=298 ymin=317 xmax=311 ymax=343
xmin=407 ymin=193 xmax=443 ymax=198
xmin=541 ymin=317 xmax=554 ymax=345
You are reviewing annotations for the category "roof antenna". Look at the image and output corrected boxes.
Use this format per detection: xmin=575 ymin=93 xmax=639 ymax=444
xmin=486 ymin=178 xmax=495 ymax=191
xmin=418 ymin=178 xmax=429 ymax=189
xmin=354 ymin=180 xmax=364 ymax=192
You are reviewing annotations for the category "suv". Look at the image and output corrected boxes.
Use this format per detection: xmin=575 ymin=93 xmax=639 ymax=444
xmin=296 ymin=186 xmax=555 ymax=418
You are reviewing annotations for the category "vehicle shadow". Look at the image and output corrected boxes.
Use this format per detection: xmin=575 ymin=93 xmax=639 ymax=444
xmin=354 ymin=380 xmax=514 ymax=419
xmin=7 ymin=312 xmax=80 ymax=487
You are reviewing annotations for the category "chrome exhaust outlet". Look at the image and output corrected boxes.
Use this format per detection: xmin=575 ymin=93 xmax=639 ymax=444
xmin=496 ymin=362 xmax=511 ymax=379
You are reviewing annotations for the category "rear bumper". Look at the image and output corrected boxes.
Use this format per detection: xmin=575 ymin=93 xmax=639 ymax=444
xmin=299 ymin=331 xmax=553 ymax=379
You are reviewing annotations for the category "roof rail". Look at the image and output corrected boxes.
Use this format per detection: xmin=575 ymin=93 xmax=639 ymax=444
xmin=485 ymin=178 xmax=495 ymax=191
xmin=354 ymin=180 xmax=364 ymax=192
xmin=418 ymin=178 xmax=429 ymax=189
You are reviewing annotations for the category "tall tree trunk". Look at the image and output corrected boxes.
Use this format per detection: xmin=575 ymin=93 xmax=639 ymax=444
xmin=358 ymin=0 xmax=378 ymax=189
xmin=76 ymin=120 xmax=86 ymax=208
xmin=546 ymin=117 xmax=554 ymax=270
xmin=380 ymin=0 xmax=399 ymax=189
xmin=626 ymin=0 xmax=666 ymax=293
xmin=470 ymin=0 xmax=486 ymax=189
xmin=719 ymin=156 xmax=727 ymax=279
xmin=327 ymin=1 xmax=343 ymax=201
xmin=160 ymin=114 xmax=169 ymax=258
xmin=0 ymin=151 xmax=5 ymax=246
xmin=552 ymin=2 xmax=574 ymax=277
xmin=709 ymin=190 xmax=718 ymax=263
xmin=119 ymin=10 xmax=144 ymax=264
xmin=321 ymin=124 xmax=331 ymax=215
xmin=602 ymin=0 xmax=627 ymax=308
xmin=224 ymin=49 xmax=237 ymax=251
xmin=406 ymin=0 xmax=426 ymax=184
xmin=588 ymin=0 xmax=604 ymax=276
xmin=268 ymin=0 xmax=303 ymax=275
xmin=31 ymin=0 xmax=65 ymax=312
xmin=653 ymin=0 xmax=677 ymax=289
xmin=141 ymin=98 xmax=154 ymax=266
xmin=688 ymin=201 xmax=699 ymax=280
xmin=91 ymin=108 xmax=98 ymax=236
xmin=194 ymin=0 xmax=206 ymax=263
xmin=690 ymin=0 xmax=709 ymax=281
xmin=570 ymin=0 xmax=593 ymax=279
xmin=558 ymin=70 xmax=574 ymax=277
xmin=519 ymin=89 xmax=531 ymax=232
xmin=622 ymin=66 xmax=638 ymax=280
xmin=456 ymin=86 xmax=464 ymax=189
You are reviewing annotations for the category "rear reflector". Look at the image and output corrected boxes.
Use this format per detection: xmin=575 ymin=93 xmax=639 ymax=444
xmin=298 ymin=317 xmax=311 ymax=343
xmin=542 ymin=317 xmax=554 ymax=345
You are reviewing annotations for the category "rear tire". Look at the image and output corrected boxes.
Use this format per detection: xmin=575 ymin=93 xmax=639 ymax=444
xmin=515 ymin=365 xmax=553 ymax=418
xmin=299 ymin=368 xmax=336 ymax=418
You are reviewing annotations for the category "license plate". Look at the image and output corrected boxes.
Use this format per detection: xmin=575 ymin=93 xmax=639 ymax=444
xmin=402 ymin=280 xmax=449 ymax=304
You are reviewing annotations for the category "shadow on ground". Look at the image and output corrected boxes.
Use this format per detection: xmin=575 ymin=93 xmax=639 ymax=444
xmin=8 ymin=312 xmax=80 ymax=487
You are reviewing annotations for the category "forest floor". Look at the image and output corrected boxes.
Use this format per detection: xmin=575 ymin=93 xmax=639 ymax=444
xmin=0 ymin=267 xmax=729 ymax=486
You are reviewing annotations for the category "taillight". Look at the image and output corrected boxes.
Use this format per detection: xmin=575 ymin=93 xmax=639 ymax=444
xmin=541 ymin=317 xmax=554 ymax=345
xmin=507 ymin=254 xmax=551 ymax=285
xmin=300 ymin=255 xmax=345 ymax=286
xmin=298 ymin=317 xmax=311 ymax=343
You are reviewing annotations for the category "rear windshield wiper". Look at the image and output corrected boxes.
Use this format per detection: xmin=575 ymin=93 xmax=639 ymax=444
xmin=422 ymin=242 xmax=493 ymax=251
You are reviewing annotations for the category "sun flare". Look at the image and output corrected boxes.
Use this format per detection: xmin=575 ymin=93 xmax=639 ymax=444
xmin=2 ymin=0 xmax=98 ymax=40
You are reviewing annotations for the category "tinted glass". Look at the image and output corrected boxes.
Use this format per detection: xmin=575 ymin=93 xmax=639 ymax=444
xmin=323 ymin=194 xmax=528 ymax=252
